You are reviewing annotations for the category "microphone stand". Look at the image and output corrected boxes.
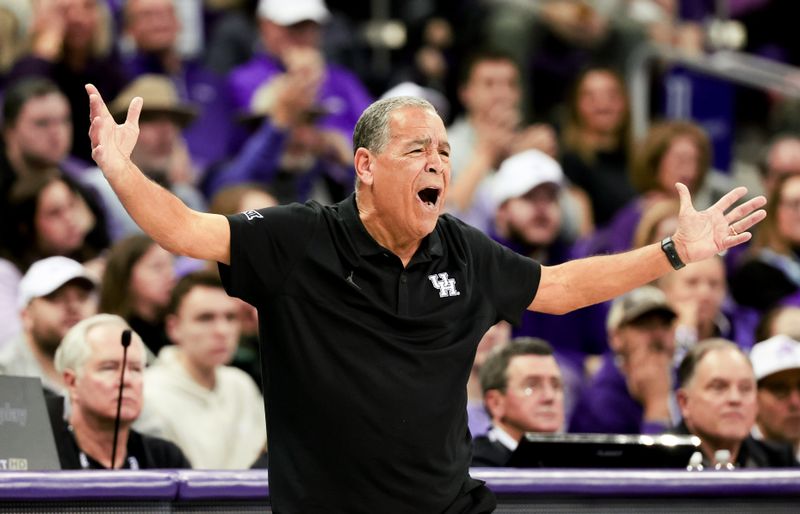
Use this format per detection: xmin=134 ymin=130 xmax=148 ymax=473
xmin=111 ymin=329 xmax=132 ymax=469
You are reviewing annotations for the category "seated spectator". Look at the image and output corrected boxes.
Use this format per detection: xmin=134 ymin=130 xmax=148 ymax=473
xmin=7 ymin=0 xmax=127 ymax=163
xmin=675 ymin=338 xmax=797 ymax=468
xmin=750 ymin=335 xmax=800 ymax=461
xmin=100 ymin=234 xmax=176 ymax=357
xmin=0 ymin=257 xmax=97 ymax=394
xmin=658 ymin=256 xmax=747 ymax=357
xmin=81 ymin=75 xmax=207 ymax=240
xmin=491 ymin=149 xmax=609 ymax=414
xmin=471 ymin=337 xmax=564 ymax=467
xmin=755 ymin=305 xmax=800 ymax=342
xmin=577 ymin=120 xmax=711 ymax=257
xmin=205 ymin=73 xmax=355 ymax=205
xmin=2 ymin=170 xmax=109 ymax=275
xmin=466 ymin=321 xmax=511 ymax=437
xmin=121 ymin=0 xmax=235 ymax=171
xmin=227 ymin=0 xmax=371 ymax=145
xmin=207 ymin=183 xmax=278 ymax=387
xmin=760 ymin=135 xmax=800 ymax=194
xmin=569 ymin=286 xmax=676 ymax=435
xmin=135 ymin=271 xmax=266 ymax=469
xmin=559 ymin=67 xmax=636 ymax=228
xmin=445 ymin=48 xmax=561 ymax=235
xmin=53 ymin=313 xmax=190 ymax=469
xmin=730 ymin=173 xmax=800 ymax=313
xmin=631 ymin=198 xmax=679 ymax=249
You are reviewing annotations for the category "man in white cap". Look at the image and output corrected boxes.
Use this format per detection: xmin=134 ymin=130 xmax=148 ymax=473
xmin=491 ymin=149 xmax=608 ymax=416
xmin=751 ymin=335 xmax=800 ymax=460
xmin=0 ymin=256 xmax=97 ymax=395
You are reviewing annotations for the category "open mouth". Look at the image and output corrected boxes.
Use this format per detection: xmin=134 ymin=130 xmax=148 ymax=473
xmin=417 ymin=187 xmax=441 ymax=208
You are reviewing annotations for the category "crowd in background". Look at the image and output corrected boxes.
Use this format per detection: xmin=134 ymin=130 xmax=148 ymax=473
xmin=1 ymin=0 xmax=800 ymax=470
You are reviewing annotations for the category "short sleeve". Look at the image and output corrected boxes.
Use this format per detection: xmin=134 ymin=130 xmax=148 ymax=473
xmin=219 ymin=202 xmax=320 ymax=305
xmin=458 ymin=220 xmax=541 ymax=326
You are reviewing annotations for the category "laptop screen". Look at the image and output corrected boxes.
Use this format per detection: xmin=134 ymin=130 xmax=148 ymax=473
xmin=506 ymin=432 xmax=701 ymax=469
xmin=0 ymin=375 xmax=61 ymax=470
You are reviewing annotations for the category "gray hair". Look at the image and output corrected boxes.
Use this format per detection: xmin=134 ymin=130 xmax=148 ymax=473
xmin=352 ymin=96 xmax=438 ymax=154
xmin=676 ymin=338 xmax=752 ymax=389
xmin=55 ymin=314 xmax=144 ymax=377
xmin=479 ymin=337 xmax=555 ymax=395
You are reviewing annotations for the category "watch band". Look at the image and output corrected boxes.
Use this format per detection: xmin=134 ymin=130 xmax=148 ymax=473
xmin=661 ymin=236 xmax=685 ymax=270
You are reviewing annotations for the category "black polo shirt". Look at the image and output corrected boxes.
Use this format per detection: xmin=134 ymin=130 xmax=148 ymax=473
xmin=220 ymin=194 xmax=540 ymax=513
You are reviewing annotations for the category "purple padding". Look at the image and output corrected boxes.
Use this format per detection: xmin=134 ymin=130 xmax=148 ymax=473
xmin=471 ymin=468 xmax=800 ymax=496
xmin=0 ymin=470 xmax=177 ymax=500
xmin=176 ymin=470 xmax=269 ymax=500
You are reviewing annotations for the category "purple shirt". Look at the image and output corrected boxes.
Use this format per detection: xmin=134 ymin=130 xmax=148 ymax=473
xmin=569 ymin=353 xmax=669 ymax=435
xmin=227 ymin=54 xmax=372 ymax=141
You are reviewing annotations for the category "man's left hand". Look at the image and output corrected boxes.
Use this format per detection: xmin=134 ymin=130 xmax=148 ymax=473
xmin=672 ymin=183 xmax=767 ymax=263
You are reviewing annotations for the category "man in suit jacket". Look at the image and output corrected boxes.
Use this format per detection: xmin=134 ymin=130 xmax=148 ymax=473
xmin=471 ymin=337 xmax=564 ymax=466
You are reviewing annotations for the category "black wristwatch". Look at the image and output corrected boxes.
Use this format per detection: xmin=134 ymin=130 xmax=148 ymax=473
xmin=661 ymin=236 xmax=685 ymax=270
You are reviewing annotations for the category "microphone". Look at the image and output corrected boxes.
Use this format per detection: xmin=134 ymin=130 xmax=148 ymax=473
xmin=111 ymin=329 xmax=132 ymax=469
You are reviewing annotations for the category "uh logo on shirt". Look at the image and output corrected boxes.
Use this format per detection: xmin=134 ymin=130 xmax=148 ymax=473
xmin=428 ymin=272 xmax=460 ymax=298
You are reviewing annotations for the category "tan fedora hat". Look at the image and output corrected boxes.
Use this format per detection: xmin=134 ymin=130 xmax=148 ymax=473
xmin=109 ymin=74 xmax=198 ymax=128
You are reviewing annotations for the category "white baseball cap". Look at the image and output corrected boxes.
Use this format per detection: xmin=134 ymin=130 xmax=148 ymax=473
xmin=750 ymin=334 xmax=800 ymax=381
xmin=491 ymin=149 xmax=563 ymax=206
xmin=18 ymin=256 xmax=96 ymax=309
xmin=257 ymin=0 xmax=331 ymax=25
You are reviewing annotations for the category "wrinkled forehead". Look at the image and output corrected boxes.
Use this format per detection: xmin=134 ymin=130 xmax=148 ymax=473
xmin=388 ymin=107 xmax=447 ymax=140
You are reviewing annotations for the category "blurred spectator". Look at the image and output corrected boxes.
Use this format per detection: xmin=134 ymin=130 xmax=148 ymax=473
xmin=577 ymin=120 xmax=711 ymax=257
xmin=730 ymin=173 xmax=800 ymax=312
xmin=755 ymin=305 xmax=800 ymax=342
xmin=99 ymin=234 xmax=176 ymax=357
xmin=53 ymin=314 xmax=190 ymax=469
xmin=631 ymin=197 xmax=679 ymax=249
xmin=750 ymin=335 xmax=800 ymax=461
xmin=135 ymin=271 xmax=267 ymax=469
xmin=0 ymin=257 xmax=97 ymax=394
xmin=203 ymin=0 xmax=260 ymax=74
xmin=445 ymin=49 xmax=562 ymax=235
xmin=569 ymin=286 xmax=676 ymax=434
xmin=471 ymin=337 xmax=564 ymax=467
xmin=227 ymin=0 xmax=372 ymax=145
xmin=1 ymin=78 xmax=107 ymax=249
xmin=204 ymin=71 xmax=355 ymax=204
xmin=560 ymin=67 xmax=634 ymax=228
xmin=7 ymin=0 xmax=127 ymax=163
xmin=466 ymin=321 xmax=511 ymax=437
xmin=483 ymin=0 xmax=645 ymax=125
xmin=1 ymin=171 xmax=108 ymax=274
xmin=659 ymin=256 xmax=746 ymax=359
xmin=491 ymin=149 xmax=608 ymax=416
xmin=121 ymin=0 xmax=236 ymax=171
xmin=207 ymin=183 xmax=277 ymax=387
xmin=760 ymin=135 xmax=800 ymax=194
xmin=675 ymin=338 xmax=797 ymax=468
xmin=0 ymin=0 xmax=31 ymax=87
xmin=81 ymin=75 xmax=207 ymax=240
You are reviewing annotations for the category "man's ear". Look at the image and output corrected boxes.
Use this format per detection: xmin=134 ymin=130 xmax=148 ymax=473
xmin=484 ymin=389 xmax=506 ymax=422
xmin=165 ymin=314 xmax=182 ymax=347
xmin=676 ymin=388 xmax=690 ymax=419
xmin=354 ymin=147 xmax=374 ymax=186
xmin=63 ymin=369 xmax=78 ymax=403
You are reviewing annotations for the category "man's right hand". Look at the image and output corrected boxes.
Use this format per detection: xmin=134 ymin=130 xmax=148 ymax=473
xmin=86 ymin=83 xmax=142 ymax=179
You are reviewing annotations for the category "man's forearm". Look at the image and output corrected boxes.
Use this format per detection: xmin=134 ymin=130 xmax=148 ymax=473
xmin=531 ymin=243 xmax=674 ymax=314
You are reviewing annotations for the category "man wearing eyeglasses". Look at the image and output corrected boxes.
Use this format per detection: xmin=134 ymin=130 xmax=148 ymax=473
xmin=751 ymin=334 xmax=800 ymax=461
xmin=471 ymin=337 xmax=564 ymax=466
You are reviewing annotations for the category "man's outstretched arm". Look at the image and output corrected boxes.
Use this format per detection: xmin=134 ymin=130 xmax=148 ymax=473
xmin=86 ymin=84 xmax=231 ymax=264
xmin=530 ymin=183 xmax=767 ymax=315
